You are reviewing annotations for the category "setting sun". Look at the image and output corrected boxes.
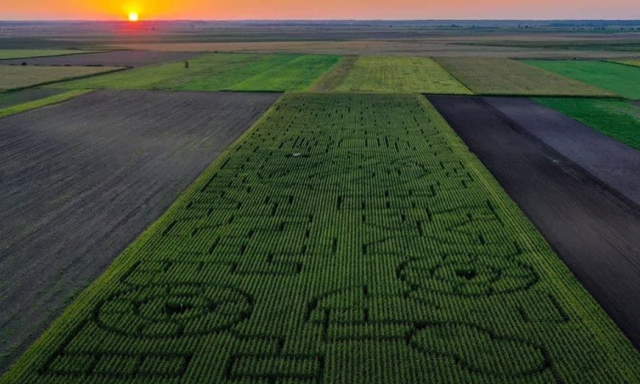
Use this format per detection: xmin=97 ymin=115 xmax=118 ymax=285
xmin=128 ymin=12 xmax=138 ymax=22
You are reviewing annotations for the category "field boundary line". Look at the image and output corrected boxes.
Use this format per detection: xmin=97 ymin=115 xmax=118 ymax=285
xmin=307 ymin=55 xmax=357 ymax=92
xmin=0 ymin=50 xmax=97 ymax=62
xmin=602 ymin=59 xmax=640 ymax=69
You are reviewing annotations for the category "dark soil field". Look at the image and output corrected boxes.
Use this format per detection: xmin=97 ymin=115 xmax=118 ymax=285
xmin=0 ymin=88 xmax=65 ymax=109
xmin=0 ymin=90 xmax=280 ymax=374
xmin=0 ymin=50 xmax=200 ymax=67
xmin=484 ymin=97 xmax=640 ymax=208
xmin=429 ymin=96 xmax=640 ymax=349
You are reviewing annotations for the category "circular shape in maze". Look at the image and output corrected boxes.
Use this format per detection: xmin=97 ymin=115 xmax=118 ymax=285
xmin=399 ymin=253 xmax=539 ymax=297
xmin=95 ymin=284 xmax=253 ymax=338
xmin=408 ymin=323 xmax=549 ymax=378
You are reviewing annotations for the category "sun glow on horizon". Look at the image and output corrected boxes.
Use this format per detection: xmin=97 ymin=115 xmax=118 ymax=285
xmin=128 ymin=12 xmax=139 ymax=21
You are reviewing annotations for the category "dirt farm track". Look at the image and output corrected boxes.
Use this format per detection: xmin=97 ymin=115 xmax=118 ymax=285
xmin=0 ymin=90 xmax=280 ymax=372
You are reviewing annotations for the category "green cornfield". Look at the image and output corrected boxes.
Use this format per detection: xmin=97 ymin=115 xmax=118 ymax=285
xmin=3 ymin=93 xmax=639 ymax=384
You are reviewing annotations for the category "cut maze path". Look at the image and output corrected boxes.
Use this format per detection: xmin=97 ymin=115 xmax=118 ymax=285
xmin=0 ymin=90 xmax=280 ymax=375
xmin=2 ymin=94 xmax=639 ymax=384
xmin=430 ymin=95 xmax=640 ymax=353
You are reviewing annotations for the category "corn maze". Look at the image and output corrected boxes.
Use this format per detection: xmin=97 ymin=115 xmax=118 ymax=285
xmin=4 ymin=93 xmax=640 ymax=384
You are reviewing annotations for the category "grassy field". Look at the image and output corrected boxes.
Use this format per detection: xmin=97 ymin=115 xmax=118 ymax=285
xmin=3 ymin=93 xmax=638 ymax=384
xmin=523 ymin=60 xmax=640 ymax=99
xmin=0 ymin=66 xmax=119 ymax=91
xmin=228 ymin=55 xmax=340 ymax=91
xmin=535 ymin=98 xmax=640 ymax=150
xmin=435 ymin=58 xmax=613 ymax=96
xmin=0 ymin=89 xmax=91 ymax=119
xmin=0 ymin=50 xmax=86 ymax=60
xmin=54 ymin=53 xmax=340 ymax=92
xmin=335 ymin=56 xmax=472 ymax=93
xmin=309 ymin=56 xmax=358 ymax=92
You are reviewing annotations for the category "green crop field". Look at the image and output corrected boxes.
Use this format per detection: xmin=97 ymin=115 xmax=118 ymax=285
xmin=0 ymin=66 xmax=120 ymax=91
xmin=535 ymin=98 xmax=640 ymax=150
xmin=335 ymin=57 xmax=472 ymax=94
xmin=435 ymin=58 xmax=612 ymax=96
xmin=523 ymin=60 xmax=640 ymax=100
xmin=0 ymin=50 xmax=87 ymax=60
xmin=54 ymin=53 xmax=340 ymax=92
xmin=3 ymin=93 xmax=638 ymax=384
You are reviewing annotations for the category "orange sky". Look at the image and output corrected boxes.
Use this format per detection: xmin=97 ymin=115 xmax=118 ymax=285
xmin=2 ymin=0 xmax=639 ymax=20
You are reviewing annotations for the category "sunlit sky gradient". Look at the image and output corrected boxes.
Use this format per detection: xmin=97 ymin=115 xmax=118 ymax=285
xmin=2 ymin=0 xmax=639 ymax=21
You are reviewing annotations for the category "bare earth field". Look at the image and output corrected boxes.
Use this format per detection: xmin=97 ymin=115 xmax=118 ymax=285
xmin=430 ymin=96 xmax=640 ymax=349
xmin=0 ymin=90 xmax=280 ymax=374
xmin=0 ymin=50 xmax=200 ymax=67
xmin=484 ymin=97 xmax=640 ymax=208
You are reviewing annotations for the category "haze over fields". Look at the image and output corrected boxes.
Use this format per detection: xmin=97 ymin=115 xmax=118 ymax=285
xmin=1 ymin=0 xmax=640 ymax=21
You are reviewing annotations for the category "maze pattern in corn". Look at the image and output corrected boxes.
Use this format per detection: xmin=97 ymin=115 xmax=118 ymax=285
xmin=5 ymin=93 xmax=640 ymax=384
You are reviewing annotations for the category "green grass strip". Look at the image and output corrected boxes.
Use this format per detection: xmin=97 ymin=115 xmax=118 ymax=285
xmin=2 ymin=94 xmax=639 ymax=384
xmin=0 ymin=89 xmax=92 ymax=119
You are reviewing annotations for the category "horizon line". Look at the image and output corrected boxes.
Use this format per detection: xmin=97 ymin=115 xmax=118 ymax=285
xmin=2 ymin=18 xmax=640 ymax=22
